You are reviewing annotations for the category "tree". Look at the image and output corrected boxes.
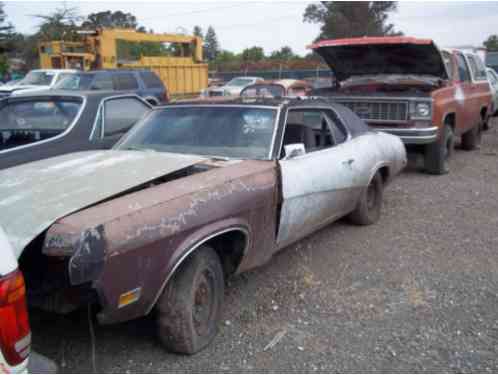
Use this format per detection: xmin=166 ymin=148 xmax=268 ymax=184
xmin=241 ymin=46 xmax=265 ymax=62
xmin=303 ymin=1 xmax=401 ymax=41
xmin=204 ymin=26 xmax=219 ymax=60
xmin=193 ymin=25 xmax=203 ymax=39
xmin=0 ymin=2 xmax=14 ymax=52
xmin=269 ymin=46 xmax=296 ymax=60
xmin=33 ymin=5 xmax=82 ymax=41
xmin=484 ymin=35 xmax=498 ymax=52
xmin=81 ymin=10 xmax=144 ymax=30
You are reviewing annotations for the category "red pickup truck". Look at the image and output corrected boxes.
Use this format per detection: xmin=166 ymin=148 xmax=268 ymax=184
xmin=310 ymin=37 xmax=492 ymax=174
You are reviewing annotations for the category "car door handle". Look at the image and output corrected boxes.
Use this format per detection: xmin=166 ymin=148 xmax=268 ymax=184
xmin=343 ymin=159 xmax=355 ymax=165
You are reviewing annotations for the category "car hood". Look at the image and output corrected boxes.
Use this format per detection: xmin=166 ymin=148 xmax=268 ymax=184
xmin=309 ymin=37 xmax=448 ymax=82
xmin=0 ymin=150 xmax=206 ymax=258
xmin=0 ymin=84 xmax=50 ymax=93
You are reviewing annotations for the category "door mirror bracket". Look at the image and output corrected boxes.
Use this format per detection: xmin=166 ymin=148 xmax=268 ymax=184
xmin=283 ymin=143 xmax=305 ymax=160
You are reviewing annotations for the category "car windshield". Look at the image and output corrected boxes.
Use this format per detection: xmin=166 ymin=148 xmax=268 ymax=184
xmin=0 ymin=98 xmax=82 ymax=151
xmin=241 ymin=85 xmax=285 ymax=98
xmin=54 ymin=73 xmax=95 ymax=90
xmin=118 ymin=106 xmax=278 ymax=159
xmin=19 ymin=71 xmax=55 ymax=86
xmin=227 ymin=78 xmax=254 ymax=87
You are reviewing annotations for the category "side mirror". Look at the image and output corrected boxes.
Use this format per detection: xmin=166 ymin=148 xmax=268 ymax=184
xmin=283 ymin=143 xmax=305 ymax=160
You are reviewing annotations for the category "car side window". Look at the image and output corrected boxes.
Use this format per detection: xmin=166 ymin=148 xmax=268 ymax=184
xmin=488 ymin=71 xmax=498 ymax=85
xmin=281 ymin=109 xmax=347 ymax=157
xmin=456 ymin=53 xmax=471 ymax=82
xmin=102 ymin=98 xmax=149 ymax=138
xmin=113 ymin=73 xmax=139 ymax=90
xmin=473 ymin=56 xmax=488 ymax=81
xmin=139 ymin=71 xmax=163 ymax=89
xmin=91 ymin=74 xmax=113 ymax=90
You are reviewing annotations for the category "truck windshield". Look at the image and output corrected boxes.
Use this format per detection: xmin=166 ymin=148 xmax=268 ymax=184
xmin=19 ymin=71 xmax=55 ymax=86
xmin=118 ymin=106 xmax=278 ymax=159
xmin=0 ymin=98 xmax=82 ymax=151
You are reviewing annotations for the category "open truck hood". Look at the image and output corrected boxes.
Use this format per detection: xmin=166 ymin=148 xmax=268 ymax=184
xmin=309 ymin=37 xmax=448 ymax=82
xmin=0 ymin=150 xmax=206 ymax=258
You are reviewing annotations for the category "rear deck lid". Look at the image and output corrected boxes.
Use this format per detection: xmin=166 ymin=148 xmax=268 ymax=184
xmin=309 ymin=37 xmax=448 ymax=82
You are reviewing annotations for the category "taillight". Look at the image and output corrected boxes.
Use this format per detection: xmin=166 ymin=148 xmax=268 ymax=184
xmin=163 ymin=90 xmax=170 ymax=103
xmin=0 ymin=270 xmax=30 ymax=366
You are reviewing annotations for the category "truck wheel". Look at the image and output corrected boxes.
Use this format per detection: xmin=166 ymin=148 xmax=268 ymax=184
xmin=461 ymin=122 xmax=482 ymax=150
xmin=156 ymin=245 xmax=224 ymax=354
xmin=348 ymin=171 xmax=383 ymax=225
xmin=424 ymin=124 xmax=454 ymax=175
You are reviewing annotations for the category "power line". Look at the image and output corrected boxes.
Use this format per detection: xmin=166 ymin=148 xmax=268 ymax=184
xmin=139 ymin=3 xmax=256 ymax=21
xmin=215 ymin=12 xmax=302 ymax=30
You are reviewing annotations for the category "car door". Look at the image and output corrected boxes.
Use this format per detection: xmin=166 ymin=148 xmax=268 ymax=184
xmin=276 ymin=107 xmax=360 ymax=248
xmin=90 ymin=96 xmax=151 ymax=148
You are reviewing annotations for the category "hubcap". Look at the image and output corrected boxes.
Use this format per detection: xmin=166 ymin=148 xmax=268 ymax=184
xmin=192 ymin=271 xmax=215 ymax=337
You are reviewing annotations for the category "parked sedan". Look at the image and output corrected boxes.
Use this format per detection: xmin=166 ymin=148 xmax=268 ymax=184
xmin=0 ymin=91 xmax=151 ymax=170
xmin=201 ymin=76 xmax=263 ymax=97
xmin=240 ymin=79 xmax=313 ymax=98
xmin=1 ymin=98 xmax=406 ymax=356
xmin=0 ymin=69 xmax=77 ymax=98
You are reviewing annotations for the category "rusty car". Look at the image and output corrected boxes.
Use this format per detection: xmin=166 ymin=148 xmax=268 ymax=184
xmin=309 ymin=37 xmax=492 ymax=175
xmin=0 ymin=98 xmax=406 ymax=355
xmin=240 ymin=79 xmax=313 ymax=98
xmin=0 ymin=91 xmax=152 ymax=170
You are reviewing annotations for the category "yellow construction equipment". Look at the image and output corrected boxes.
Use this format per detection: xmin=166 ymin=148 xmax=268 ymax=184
xmin=38 ymin=28 xmax=208 ymax=96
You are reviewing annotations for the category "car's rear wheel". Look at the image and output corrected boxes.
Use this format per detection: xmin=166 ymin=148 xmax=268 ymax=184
xmin=461 ymin=122 xmax=482 ymax=150
xmin=156 ymin=245 xmax=224 ymax=354
xmin=348 ymin=171 xmax=383 ymax=225
xmin=424 ymin=124 xmax=454 ymax=175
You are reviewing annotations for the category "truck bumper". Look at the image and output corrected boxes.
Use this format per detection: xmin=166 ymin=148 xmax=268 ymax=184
xmin=373 ymin=126 xmax=439 ymax=145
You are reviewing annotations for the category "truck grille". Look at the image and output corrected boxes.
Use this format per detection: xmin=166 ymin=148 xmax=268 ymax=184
xmin=337 ymin=100 xmax=408 ymax=122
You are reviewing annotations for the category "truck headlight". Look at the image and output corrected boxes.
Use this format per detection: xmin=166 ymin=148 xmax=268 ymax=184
xmin=415 ymin=102 xmax=431 ymax=118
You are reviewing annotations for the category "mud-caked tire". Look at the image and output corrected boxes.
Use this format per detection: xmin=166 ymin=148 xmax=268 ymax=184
xmin=156 ymin=245 xmax=224 ymax=354
xmin=424 ymin=124 xmax=454 ymax=175
xmin=348 ymin=171 xmax=383 ymax=225
xmin=461 ymin=122 xmax=482 ymax=150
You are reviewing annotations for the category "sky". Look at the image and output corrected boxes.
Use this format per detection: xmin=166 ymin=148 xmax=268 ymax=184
xmin=3 ymin=1 xmax=498 ymax=56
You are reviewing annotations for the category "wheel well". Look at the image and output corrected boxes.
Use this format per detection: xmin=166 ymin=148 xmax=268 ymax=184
xmin=204 ymin=230 xmax=247 ymax=276
xmin=480 ymin=107 xmax=487 ymax=120
xmin=378 ymin=166 xmax=389 ymax=184
xmin=444 ymin=113 xmax=456 ymax=130
xmin=145 ymin=97 xmax=159 ymax=106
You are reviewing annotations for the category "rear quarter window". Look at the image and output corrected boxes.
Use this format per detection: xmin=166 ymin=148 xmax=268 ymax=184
xmin=139 ymin=71 xmax=164 ymax=89
xmin=113 ymin=73 xmax=139 ymax=90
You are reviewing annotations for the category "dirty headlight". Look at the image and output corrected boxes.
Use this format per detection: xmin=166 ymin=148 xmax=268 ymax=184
xmin=415 ymin=102 xmax=431 ymax=118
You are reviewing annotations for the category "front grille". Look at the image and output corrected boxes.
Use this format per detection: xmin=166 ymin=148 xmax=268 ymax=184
xmin=337 ymin=100 xmax=408 ymax=122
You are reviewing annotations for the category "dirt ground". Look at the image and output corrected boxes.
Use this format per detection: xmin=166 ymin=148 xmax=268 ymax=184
xmin=31 ymin=121 xmax=498 ymax=373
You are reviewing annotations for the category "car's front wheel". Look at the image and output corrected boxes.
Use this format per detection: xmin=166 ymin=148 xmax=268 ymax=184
xmin=348 ymin=171 xmax=383 ymax=225
xmin=156 ymin=245 xmax=224 ymax=354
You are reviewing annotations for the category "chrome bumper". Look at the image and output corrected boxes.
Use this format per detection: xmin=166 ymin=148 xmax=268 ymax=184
xmin=373 ymin=126 xmax=439 ymax=145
